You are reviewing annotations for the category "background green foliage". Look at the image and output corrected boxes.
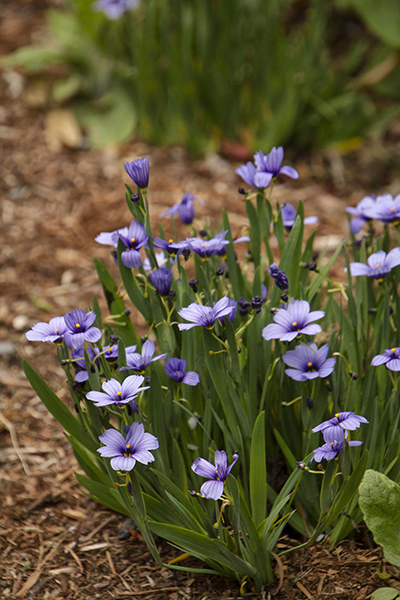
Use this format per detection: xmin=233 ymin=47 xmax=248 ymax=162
xmin=4 ymin=0 xmax=400 ymax=154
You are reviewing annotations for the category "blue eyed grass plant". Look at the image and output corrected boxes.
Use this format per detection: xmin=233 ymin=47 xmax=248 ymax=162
xmin=23 ymin=150 xmax=400 ymax=591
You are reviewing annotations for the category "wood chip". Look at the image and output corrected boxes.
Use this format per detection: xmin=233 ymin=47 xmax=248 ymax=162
xmin=79 ymin=542 xmax=110 ymax=552
xmin=296 ymin=580 xmax=314 ymax=599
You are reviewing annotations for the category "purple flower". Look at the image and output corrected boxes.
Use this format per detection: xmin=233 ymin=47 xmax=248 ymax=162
xmin=269 ymin=262 xmax=289 ymax=291
xmin=253 ymin=147 xmax=299 ymax=188
xmin=93 ymin=344 xmax=119 ymax=362
xmin=236 ymin=161 xmax=258 ymax=187
xmin=164 ymin=358 xmax=199 ymax=386
xmin=191 ymin=450 xmax=238 ymax=500
xmin=310 ymin=439 xmax=362 ymax=463
xmin=26 ymin=316 xmax=68 ymax=344
xmin=153 ymin=237 xmax=190 ymax=256
xmin=64 ymin=309 xmax=102 ymax=349
xmin=186 ymin=233 xmax=230 ymax=259
xmin=282 ymin=343 xmax=336 ymax=382
xmin=71 ymin=347 xmax=96 ymax=383
xmin=118 ymin=220 xmax=149 ymax=268
xmin=312 ymin=412 xmax=369 ymax=445
xmin=97 ymin=422 xmax=159 ymax=471
xmin=178 ymin=296 xmax=236 ymax=331
xmin=124 ymin=157 xmax=149 ymax=189
xmin=371 ymin=347 xmax=400 ymax=371
xmin=86 ymin=375 xmax=149 ymax=407
xmin=346 ymin=195 xmax=376 ymax=234
xmin=280 ymin=203 xmax=318 ymax=231
xmin=371 ymin=194 xmax=400 ymax=225
xmin=216 ymin=298 xmax=237 ymax=325
xmin=149 ymin=268 xmax=173 ymax=296
xmin=120 ymin=339 xmax=167 ymax=374
xmin=92 ymin=0 xmax=139 ymax=20
xmin=160 ymin=192 xmax=204 ymax=225
xmin=262 ymin=300 xmax=324 ymax=342
xmin=346 ymin=249 xmax=400 ymax=280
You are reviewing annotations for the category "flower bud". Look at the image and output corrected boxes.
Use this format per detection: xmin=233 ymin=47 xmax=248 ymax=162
xmin=238 ymin=187 xmax=246 ymax=195
xmin=130 ymin=193 xmax=140 ymax=203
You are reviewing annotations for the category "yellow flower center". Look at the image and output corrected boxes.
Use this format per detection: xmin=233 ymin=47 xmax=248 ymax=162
xmin=55 ymin=329 xmax=59 ymax=333
xmin=376 ymin=264 xmax=380 ymax=268
xmin=392 ymin=348 xmax=396 ymax=353
xmin=76 ymin=323 xmax=81 ymax=328
xmin=335 ymin=413 xmax=340 ymax=417
xmin=391 ymin=207 xmax=395 ymax=212
xmin=307 ymin=362 xmax=312 ymax=367
xmin=202 ymin=243 xmax=206 ymax=248
xmin=117 ymin=391 xmax=122 ymax=395
xmin=292 ymin=322 xmax=297 ymax=326
xmin=131 ymin=237 xmax=136 ymax=243
xmin=126 ymin=444 xmax=130 ymax=449
xmin=169 ymin=239 xmax=173 ymax=243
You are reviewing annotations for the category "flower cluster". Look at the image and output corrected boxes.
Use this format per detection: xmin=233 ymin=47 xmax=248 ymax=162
xmin=26 ymin=309 xmax=101 ymax=349
xmin=311 ymin=412 xmax=368 ymax=463
xmin=346 ymin=193 xmax=400 ymax=233
xmin=236 ymin=147 xmax=298 ymax=189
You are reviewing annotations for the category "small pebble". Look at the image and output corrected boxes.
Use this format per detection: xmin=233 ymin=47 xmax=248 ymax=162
xmin=117 ymin=517 xmax=136 ymax=540
xmin=13 ymin=315 xmax=29 ymax=331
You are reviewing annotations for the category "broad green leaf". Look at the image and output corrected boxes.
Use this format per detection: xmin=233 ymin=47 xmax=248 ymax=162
xmin=359 ymin=469 xmax=400 ymax=567
xmin=75 ymin=473 xmax=130 ymax=516
xmin=371 ymin=588 xmax=400 ymax=600
xmin=249 ymin=412 xmax=267 ymax=527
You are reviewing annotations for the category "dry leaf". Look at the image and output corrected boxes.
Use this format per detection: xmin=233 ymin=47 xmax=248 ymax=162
xmin=44 ymin=109 xmax=82 ymax=152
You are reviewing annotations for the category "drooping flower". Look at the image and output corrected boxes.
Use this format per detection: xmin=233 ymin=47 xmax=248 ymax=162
xmin=160 ymin=192 xmax=204 ymax=225
xmin=346 ymin=195 xmax=376 ymax=234
xmin=269 ymin=262 xmax=289 ymax=291
xmin=262 ymin=300 xmax=324 ymax=342
xmin=282 ymin=343 xmax=336 ymax=382
xmin=26 ymin=316 xmax=68 ymax=344
xmin=186 ymin=233 xmax=230 ymax=259
xmin=148 ymin=268 xmax=173 ymax=296
xmin=371 ymin=347 xmax=400 ymax=371
xmin=124 ymin=157 xmax=149 ymax=189
xmin=120 ymin=340 xmax=167 ymax=374
xmin=117 ymin=220 xmax=149 ymax=268
xmin=312 ymin=412 xmax=369 ymax=444
xmin=191 ymin=450 xmax=238 ymax=500
xmin=346 ymin=249 xmax=400 ymax=280
xmin=164 ymin=358 xmax=199 ymax=386
xmin=64 ymin=309 xmax=102 ymax=349
xmin=280 ymin=203 xmax=318 ymax=231
xmin=310 ymin=439 xmax=362 ymax=463
xmin=71 ymin=347 xmax=96 ymax=383
xmin=92 ymin=0 xmax=139 ymax=20
xmin=97 ymin=422 xmax=159 ymax=471
xmin=178 ymin=296 xmax=236 ymax=331
xmin=86 ymin=375 xmax=149 ymax=407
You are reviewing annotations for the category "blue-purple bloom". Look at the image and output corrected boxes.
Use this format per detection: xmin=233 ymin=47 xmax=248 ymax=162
xmin=149 ymin=268 xmax=173 ymax=296
xmin=346 ymin=195 xmax=376 ymax=234
xmin=164 ymin=358 xmax=199 ymax=386
xmin=120 ymin=340 xmax=167 ymax=373
xmin=346 ymin=249 xmax=400 ymax=280
xmin=64 ymin=309 xmax=102 ymax=349
xmin=124 ymin=157 xmax=149 ymax=189
xmin=160 ymin=192 xmax=204 ymax=225
xmin=117 ymin=220 xmax=149 ymax=268
xmin=236 ymin=147 xmax=298 ymax=189
xmin=310 ymin=439 xmax=362 ymax=463
xmin=371 ymin=347 xmax=400 ymax=371
xmin=269 ymin=262 xmax=289 ymax=291
xmin=86 ymin=375 xmax=149 ymax=407
xmin=93 ymin=344 xmax=119 ymax=362
xmin=186 ymin=232 xmax=230 ymax=259
xmin=312 ymin=412 xmax=369 ymax=444
xmin=191 ymin=450 xmax=238 ymax=500
xmin=178 ymin=296 xmax=236 ymax=331
xmin=92 ymin=0 xmax=139 ymax=20
xmin=280 ymin=203 xmax=318 ymax=231
xmin=26 ymin=316 xmax=68 ymax=344
xmin=370 ymin=194 xmax=400 ymax=225
xmin=262 ymin=300 xmax=324 ymax=342
xmin=143 ymin=251 xmax=169 ymax=271
xmin=282 ymin=343 xmax=336 ymax=382
xmin=95 ymin=229 xmax=119 ymax=248
xmin=153 ymin=237 xmax=190 ymax=256
xmin=71 ymin=347 xmax=96 ymax=383
xmin=97 ymin=422 xmax=159 ymax=472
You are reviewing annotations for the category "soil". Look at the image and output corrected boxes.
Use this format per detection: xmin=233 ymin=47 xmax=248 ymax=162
xmin=2 ymin=1 xmax=400 ymax=598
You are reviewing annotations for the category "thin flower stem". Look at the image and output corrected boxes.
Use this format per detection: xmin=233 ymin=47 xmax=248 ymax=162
xmin=211 ymin=331 xmax=229 ymax=353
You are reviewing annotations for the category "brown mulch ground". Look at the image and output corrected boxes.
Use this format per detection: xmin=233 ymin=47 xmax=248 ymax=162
xmin=2 ymin=1 xmax=400 ymax=598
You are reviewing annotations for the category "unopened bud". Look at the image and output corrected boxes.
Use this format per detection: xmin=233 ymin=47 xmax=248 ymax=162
xmin=183 ymin=249 xmax=191 ymax=261
xmin=307 ymin=397 xmax=314 ymax=409
xmin=199 ymin=229 xmax=207 ymax=237
xmin=238 ymin=187 xmax=246 ymax=195
xmin=216 ymin=268 xmax=224 ymax=276
xmin=350 ymin=372 xmax=358 ymax=380
xmin=281 ymin=293 xmax=288 ymax=302
xmin=297 ymin=461 xmax=307 ymax=470
xmin=130 ymin=193 xmax=140 ymax=203
xmin=109 ymin=334 xmax=119 ymax=344
xmin=189 ymin=278 xmax=198 ymax=293
xmin=124 ymin=309 xmax=131 ymax=316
